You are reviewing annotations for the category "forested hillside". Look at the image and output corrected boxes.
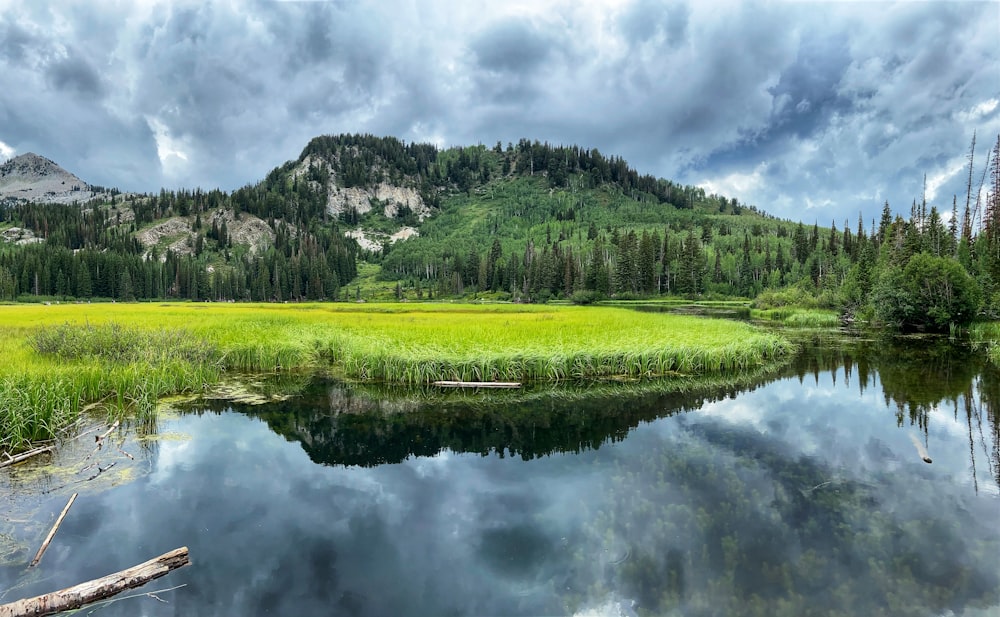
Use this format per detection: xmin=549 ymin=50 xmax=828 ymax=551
xmin=1 ymin=132 xmax=999 ymax=331
xmin=0 ymin=155 xmax=367 ymax=302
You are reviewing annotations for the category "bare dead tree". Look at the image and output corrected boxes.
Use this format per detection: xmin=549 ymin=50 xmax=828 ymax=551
xmin=964 ymin=131 xmax=977 ymax=240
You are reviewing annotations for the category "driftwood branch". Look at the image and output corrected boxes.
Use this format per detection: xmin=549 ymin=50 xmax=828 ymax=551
xmin=86 ymin=462 xmax=117 ymax=481
xmin=83 ymin=421 xmax=120 ymax=464
xmin=30 ymin=492 xmax=78 ymax=567
xmin=433 ymin=380 xmax=521 ymax=389
xmin=0 ymin=446 xmax=54 ymax=469
xmin=68 ymin=425 xmax=101 ymax=443
xmin=0 ymin=547 xmax=190 ymax=617
xmin=95 ymin=420 xmax=120 ymax=446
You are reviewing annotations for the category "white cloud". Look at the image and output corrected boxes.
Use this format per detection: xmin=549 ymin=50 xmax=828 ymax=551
xmin=699 ymin=162 xmax=767 ymax=200
xmin=0 ymin=139 xmax=14 ymax=161
xmin=146 ymin=115 xmax=188 ymax=181
xmin=925 ymin=156 xmax=967 ymax=204
xmin=0 ymin=0 xmax=995 ymax=222
xmin=955 ymin=98 xmax=999 ymax=124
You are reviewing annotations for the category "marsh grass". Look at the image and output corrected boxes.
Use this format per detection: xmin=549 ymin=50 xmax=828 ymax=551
xmin=0 ymin=302 xmax=793 ymax=453
xmin=968 ymin=322 xmax=1000 ymax=364
xmin=31 ymin=322 xmax=219 ymax=365
xmin=751 ymin=308 xmax=841 ymax=328
xmin=1 ymin=322 xmax=223 ymax=452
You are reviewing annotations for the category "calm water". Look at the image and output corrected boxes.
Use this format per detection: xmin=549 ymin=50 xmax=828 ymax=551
xmin=1 ymin=334 xmax=998 ymax=617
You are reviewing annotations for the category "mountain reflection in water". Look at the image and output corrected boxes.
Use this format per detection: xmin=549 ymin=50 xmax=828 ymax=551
xmin=0 ymin=334 xmax=997 ymax=617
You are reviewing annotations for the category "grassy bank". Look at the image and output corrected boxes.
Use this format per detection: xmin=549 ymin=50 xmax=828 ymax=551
xmin=0 ymin=302 xmax=793 ymax=453
xmin=750 ymin=307 xmax=841 ymax=328
xmin=968 ymin=322 xmax=1000 ymax=364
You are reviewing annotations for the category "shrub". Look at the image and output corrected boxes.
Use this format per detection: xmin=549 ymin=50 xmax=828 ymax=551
xmin=870 ymin=253 xmax=981 ymax=331
xmin=570 ymin=290 xmax=601 ymax=305
xmin=752 ymin=286 xmax=817 ymax=310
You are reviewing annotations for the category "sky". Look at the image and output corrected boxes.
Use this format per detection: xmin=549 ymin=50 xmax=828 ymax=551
xmin=0 ymin=0 xmax=997 ymax=225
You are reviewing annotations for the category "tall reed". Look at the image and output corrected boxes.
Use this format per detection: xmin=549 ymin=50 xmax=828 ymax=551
xmin=751 ymin=308 xmax=841 ymax=328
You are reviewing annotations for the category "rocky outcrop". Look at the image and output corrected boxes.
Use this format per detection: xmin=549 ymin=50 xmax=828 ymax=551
xmin=345 ymin=226 xmax=419 ymax=252
xmin=0 ymin=226 xmax=44 ymax=245
xmin=293 ymin=154 xmax=432 ymax=221
xmin=136 ymin=218 xmax=195 ymax=257
xmin=329 ymin=182 xmax=428 ymax=220
xmin=136 ymin=208 xmax=276 ymax=258
xmin=206 ymin=208 xmax=276 ymax=253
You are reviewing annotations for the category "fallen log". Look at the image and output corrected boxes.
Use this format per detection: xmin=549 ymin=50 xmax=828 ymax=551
xmin=30 ymin=492 xmax=78 ymax=567
xmin=0 ymin=547 xmax=190 ymax=617
xmin=433 ymin=380 xmax=522 ymax=389
xmin=0 ymin=446 xmax=54 ymax=469
xmin=909 ymin=432 xmax=933 ymax=464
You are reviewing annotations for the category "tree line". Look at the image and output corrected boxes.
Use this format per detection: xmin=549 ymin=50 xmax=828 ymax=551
xmin=0 ymin=172 xmax=358 ymax=302
xmin=2 ymin=131 xmax=998 ymax=332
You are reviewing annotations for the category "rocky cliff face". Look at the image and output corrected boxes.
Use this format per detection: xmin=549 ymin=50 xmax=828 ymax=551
xmin=294 ymin=154 xmax=431 ymax=221
xmin=136 ymin=208 xmax=276 ymax=258
xmin=0 ymin=153 xmax=101 ymax=204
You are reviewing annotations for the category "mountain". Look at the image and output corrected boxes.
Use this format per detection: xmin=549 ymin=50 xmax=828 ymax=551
xmin=0 ymin=135 xmax=797 ymax=302
xmin=0 ymin=133 xmax=992 ymax=333
xmin=0 ymin=134 xmax=852 ymax=304
xmin=0 ymin=153 xmax=104 ymax=204
xmin=281 ymin=135 xmax=784 ymax=300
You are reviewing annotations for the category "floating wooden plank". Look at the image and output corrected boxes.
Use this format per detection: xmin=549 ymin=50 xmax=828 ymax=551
xmin=0 ymin=446 xmax=54 ymax=469
xmin=432 ymin=381 xmax=522 ymax=389
xmin=30 ymin=492 xmax=78 ymax=567
xmin=0 ymin=547 xmax=190 ymax=617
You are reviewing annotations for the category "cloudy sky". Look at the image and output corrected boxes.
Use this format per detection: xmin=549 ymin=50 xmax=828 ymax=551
xmin=0 ymin=0 xmax=997 ymax=224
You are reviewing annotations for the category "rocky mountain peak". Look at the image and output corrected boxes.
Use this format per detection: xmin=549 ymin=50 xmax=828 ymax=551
xmin=0 ymin=152 xmax=99 ymax=204
xmin=2 ymin=152 xmax=60 ymax=174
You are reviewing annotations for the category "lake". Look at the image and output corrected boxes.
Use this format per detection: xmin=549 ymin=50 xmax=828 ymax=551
xmin=1 ymin=332 xmax=998 ymax=616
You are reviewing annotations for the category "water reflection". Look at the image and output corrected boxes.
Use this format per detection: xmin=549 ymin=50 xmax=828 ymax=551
xmin=0 ymin=335 xmax=997 ymax=617
xmin=190 ymin=377 xmax=774 ymax=467
xmin=194 ymin=334 xmax=1000 ymax=492
xmin=791 ymin=333 xmax=1000 ymax=489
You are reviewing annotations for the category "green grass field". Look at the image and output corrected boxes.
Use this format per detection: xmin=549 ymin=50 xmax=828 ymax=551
xmin=0 ymin=302 xmax=793 ymax=453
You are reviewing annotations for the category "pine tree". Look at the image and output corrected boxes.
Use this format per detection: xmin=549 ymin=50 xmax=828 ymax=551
xmin=879 ymin=201 xmax=893 ymax=244
xmin=0 ymin=266 xmax=14 ymax=301
xmin=677 ymin=228 xmax=704 ymax=294
xmin=77 ymin=262 xmax=92 ymax=298
xmin=486 ymin=237 xmax=502 ymax=289
xmin=638 ymin=231 xmax=657 ymax=294
xmin=615 ymin=230 xmax=638 ymax=294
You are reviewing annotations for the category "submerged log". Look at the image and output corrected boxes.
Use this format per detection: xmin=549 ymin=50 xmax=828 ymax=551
xmin=0 ymin=547 xmax=190 ymax=617
xmin=30 ymin=492 xmax=78 ymax=567
xmin=432 ymin=380 xmax=522 ymax=389
xmin=0 ymin=446 xmax=55 ymax=469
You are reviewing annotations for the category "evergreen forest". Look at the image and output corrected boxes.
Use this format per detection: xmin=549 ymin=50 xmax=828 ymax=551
xmin=2 ymin=132 xmax=999 ymax=332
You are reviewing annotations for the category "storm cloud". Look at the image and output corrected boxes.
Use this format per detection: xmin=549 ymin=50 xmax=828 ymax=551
xmin=0 ymin=0 xmax=996 ymax=224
